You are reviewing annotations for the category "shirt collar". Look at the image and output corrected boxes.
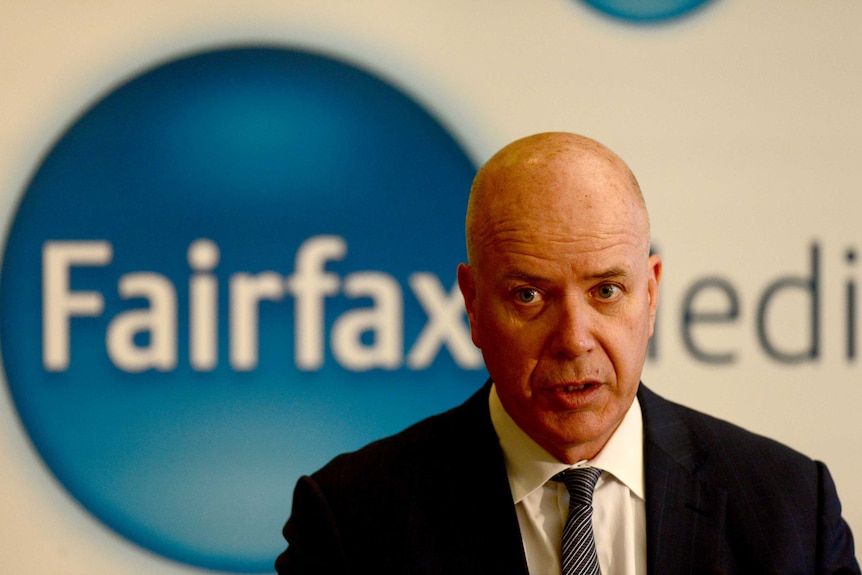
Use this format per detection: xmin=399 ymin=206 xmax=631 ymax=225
xmin=489 ymin=383 xmax=644 ymax=503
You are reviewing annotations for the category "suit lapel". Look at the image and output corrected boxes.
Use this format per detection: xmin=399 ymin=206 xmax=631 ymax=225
xmin=408 ymin=381 xmax=530 ymax=574
xmin=418 ymin=382 xmax=729 ymax=574
xmin=639 ymin=385 xmax=729 ymax=575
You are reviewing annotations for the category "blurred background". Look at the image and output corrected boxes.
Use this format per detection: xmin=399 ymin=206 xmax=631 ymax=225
xmin=1 ymin=1 xmax=860 ymax=573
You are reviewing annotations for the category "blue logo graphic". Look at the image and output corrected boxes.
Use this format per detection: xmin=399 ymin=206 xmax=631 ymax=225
xmin=580 ymin=0 xmax=716 ymax=22
xmin=0 ymin=47 xmax=479 ymax=572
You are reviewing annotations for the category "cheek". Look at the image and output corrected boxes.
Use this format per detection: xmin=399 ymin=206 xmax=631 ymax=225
xmin=476 ymin=317 xmax=538 ymax=372
xmin=477 ymin=322 xmax=518 ymax=360
xmin=606 ymin=319 xmax=651 ymax=381
xmin=474 ymin=304 xmax=511 ymax=344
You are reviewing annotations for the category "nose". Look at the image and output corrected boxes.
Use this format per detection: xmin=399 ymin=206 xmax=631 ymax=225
xmin=549 ymin=295 xmax=596 ymax=358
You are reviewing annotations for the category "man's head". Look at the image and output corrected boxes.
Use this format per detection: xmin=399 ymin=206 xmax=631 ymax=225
xmin=458 ymin=132 xmax=661 ymax=464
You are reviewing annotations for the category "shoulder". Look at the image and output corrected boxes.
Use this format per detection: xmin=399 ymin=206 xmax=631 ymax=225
xmin=637 ymin=385 xmax=860 ymax=571
xmin=310 ymin=382 xmax=494 ymax=494
xmin=638 ymin=384 xmax=819 ymax=487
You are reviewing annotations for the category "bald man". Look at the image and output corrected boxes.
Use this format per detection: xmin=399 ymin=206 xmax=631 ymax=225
xmin=275 ymin=133 xmax=859 ymax=574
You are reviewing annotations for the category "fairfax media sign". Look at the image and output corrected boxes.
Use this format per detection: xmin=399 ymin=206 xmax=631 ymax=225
xmin=41 ymin=235 xmax=481 ymax=374
xmin=1 ymin=46 xmax=478 ymax=572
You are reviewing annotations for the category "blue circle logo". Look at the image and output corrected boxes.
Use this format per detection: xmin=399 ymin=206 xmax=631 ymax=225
xmin=580 ymin=0 xmax=716 ymax=22
xmin=0 ymin=47 xmax=479 ymax=572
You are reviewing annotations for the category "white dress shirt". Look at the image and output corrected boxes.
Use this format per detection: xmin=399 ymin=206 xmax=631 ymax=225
xmin=489 ymin=384 xmax=646 ymax=575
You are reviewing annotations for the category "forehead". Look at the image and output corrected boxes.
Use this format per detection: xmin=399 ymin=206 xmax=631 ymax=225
xmin=486 ymin=223 xmax=646 ymax=285
xmin=473 ymin=160 xmax=648 ymax=265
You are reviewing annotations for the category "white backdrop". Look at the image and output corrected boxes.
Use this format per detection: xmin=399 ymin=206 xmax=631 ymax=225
xmin=1 ymin=1 xmax=860 ymax=573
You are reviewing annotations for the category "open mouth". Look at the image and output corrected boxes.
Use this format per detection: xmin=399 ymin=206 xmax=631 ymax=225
xmin=544 ymin=381 xmax=603 ymax=407
xmin=559 ymin=383 xmax=595 ymax=393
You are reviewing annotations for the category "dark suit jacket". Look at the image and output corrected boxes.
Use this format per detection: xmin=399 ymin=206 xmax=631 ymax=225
xmin=275 ymin=382 xmax=860 ymax=574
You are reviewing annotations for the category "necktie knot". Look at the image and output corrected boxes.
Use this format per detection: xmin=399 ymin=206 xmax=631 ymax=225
xmin=553 ymin=466 xmax=602 ymax=507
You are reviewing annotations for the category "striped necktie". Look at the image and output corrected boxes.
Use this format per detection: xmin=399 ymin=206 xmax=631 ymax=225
xmin=553 ymin=467 xmax=603 ymax=575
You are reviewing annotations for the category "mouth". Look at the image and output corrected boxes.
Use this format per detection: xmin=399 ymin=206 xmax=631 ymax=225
xmin=542 ymin=381 xmax=602 ymax=409
xmin=558 ymin=382 xmax=597 ymax=393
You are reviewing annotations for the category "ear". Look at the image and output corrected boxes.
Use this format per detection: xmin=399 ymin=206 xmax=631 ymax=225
xmin=646 ymin=253 xmax=662 ymax=338
xmin=457 ymin=262 xmax=481 ymax=348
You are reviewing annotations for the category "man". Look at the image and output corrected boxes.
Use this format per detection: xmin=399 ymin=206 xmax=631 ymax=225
xmin=275 ymin=132 xmax=859 ymax=574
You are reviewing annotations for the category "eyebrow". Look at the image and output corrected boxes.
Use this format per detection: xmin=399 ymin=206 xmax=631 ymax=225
xmin=586 ymin=267 xmax=629 ymax=281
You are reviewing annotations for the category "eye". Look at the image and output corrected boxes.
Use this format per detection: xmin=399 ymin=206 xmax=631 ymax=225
xmin=515 ymin=288 xmax=540 ymax=304
xmin=595 ymin=284 xmax=621 ymax=300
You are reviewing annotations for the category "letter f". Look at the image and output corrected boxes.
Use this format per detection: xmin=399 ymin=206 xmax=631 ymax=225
xmin=285 ymin=236 xmax=346 ymax=370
